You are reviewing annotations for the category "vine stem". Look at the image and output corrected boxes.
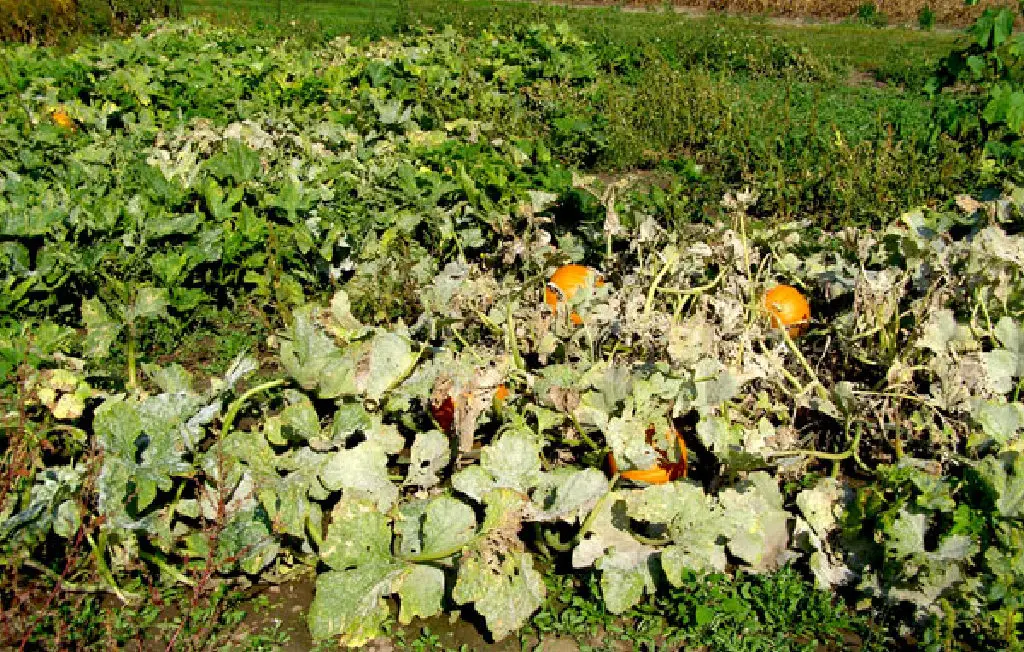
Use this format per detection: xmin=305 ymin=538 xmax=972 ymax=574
xmin=655 ymin=270 xmax=723 ymax=296
xmin=643 ymin=252 xmax=677 ymax=318
xmin=220 ymin=379 xmax=287 ymax=440
xmin=780 ymin=327 xmax=830 ymax=402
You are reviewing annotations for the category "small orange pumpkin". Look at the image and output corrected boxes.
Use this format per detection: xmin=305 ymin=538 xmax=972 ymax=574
xmin=606 ymin=425 xmax=688 ymax=485
xmin=494 ymin=384 xmax=510 ymax=404
xmin=51 ymin=108 xmax=76 ymax=131
xmin=545 ymin=264 xmax=605 ymax=325
xmin=763 ymin=284 xmax=810 ymax=338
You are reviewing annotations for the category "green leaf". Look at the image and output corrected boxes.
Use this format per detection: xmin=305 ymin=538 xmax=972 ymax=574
xmin=216 ymin=507 xmax=280 ymax=575
xmin=132 ymin=286 xmax=169 ymax=320
xmin=993 ymin=7 xmax=1015 ymax=47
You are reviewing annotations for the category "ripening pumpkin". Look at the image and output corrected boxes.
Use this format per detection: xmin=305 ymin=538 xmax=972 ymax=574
xmin=606 ymin=425 xmax=687 ymax=485
xmin=544 ymin=264 xmax=604 ymax=325
xmin=51 ymin=108 xmax=76 ymax=131
xmin=763 ymin=284 xmax=810 ymax=338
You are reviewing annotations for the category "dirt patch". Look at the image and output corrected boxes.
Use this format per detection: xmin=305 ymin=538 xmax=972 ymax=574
xmin=523 ymin=0 xmax=1015 ymax=28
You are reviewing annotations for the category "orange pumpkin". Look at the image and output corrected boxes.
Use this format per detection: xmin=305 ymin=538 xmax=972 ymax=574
xmin=494 ymin=384 xmax=510 ymax=404
xmin=606 ymin=425 xmax=687 ymax=485
xmin=763 ymin=284 xmax=810 ymax=338
xmin=51 ymin=109 xmax=76 ymax=131
xmin=544 ymin=264 xmax=605 ymax=325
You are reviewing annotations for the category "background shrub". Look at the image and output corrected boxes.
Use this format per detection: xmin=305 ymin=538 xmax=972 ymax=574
xmin=0 ymin=0 xmax=178 ymax=44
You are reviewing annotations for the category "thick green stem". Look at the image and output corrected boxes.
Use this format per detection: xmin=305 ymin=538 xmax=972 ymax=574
xmin=139 ymin=551 xmax=195 ymax=587
xmin=90 ymin=531 xmax=140 ymax=604
xmin=126 ymin=318 xmax=137 ymax=391
xmin=542 ymin=527 xmax=573 ymax=553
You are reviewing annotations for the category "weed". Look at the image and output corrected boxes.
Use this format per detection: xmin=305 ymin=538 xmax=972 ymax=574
xmin=918 ymin=5 xmax=936 ymax=30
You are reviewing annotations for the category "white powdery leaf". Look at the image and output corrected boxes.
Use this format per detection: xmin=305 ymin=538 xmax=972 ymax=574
xmin=396 ymin=565 xmax=445 ymax=625
xmin=307 ymin=563 xmax=403 ymax=645
xmin=719 ymin=472 xmax=792 ymax=572
xmin=888 ymin=509 xmax=928 ymax=559
xmin=808 ymin=550 xmax=855 ymax=590
xmin=451 ymin=466 xmax=495 ymax=502
xmin=796 ymin=478 xmax=846 ymax=539
xmin=320 ymin=443 xmax=399 ymax=511
xmin=453 ymin=551 xmax=545 ymax=641
xmin=222 ymin=354 xmax=259 ymax=392
xmin=320 ymin=497 xmax=392 ymax=571
xmin=572 ymin=493 xmax=657 ymax=572
xmin=917 ymin=309 xmax=974 ymax=355
xmin=693 ymin=357 xmax=739 ymax=409
xmin=969 ymin=399 xmax=1024 ymax=449
xmin=404 ymin=430 xmax=450 ymax=489
xmin=395 ymin=496 xmax=477 ymax=559
xmin=479 ymin=431 xmax=544 ymax=492
xmin=600 ymin=565 xmax=655 ymax=614
xmin=357 ymin=332 xmax=416 ymax=401
xmin=604 ymin=417 xmax=658 ymax=470
xmin=526 ymin=468 xmax=609 ymax=523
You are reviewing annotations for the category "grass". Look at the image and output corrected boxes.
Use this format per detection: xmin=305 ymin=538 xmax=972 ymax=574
xmin=525 ymin=566 xmax=887 ymax=651
xmin=182 ymin=0 xmax=961 ymax=83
